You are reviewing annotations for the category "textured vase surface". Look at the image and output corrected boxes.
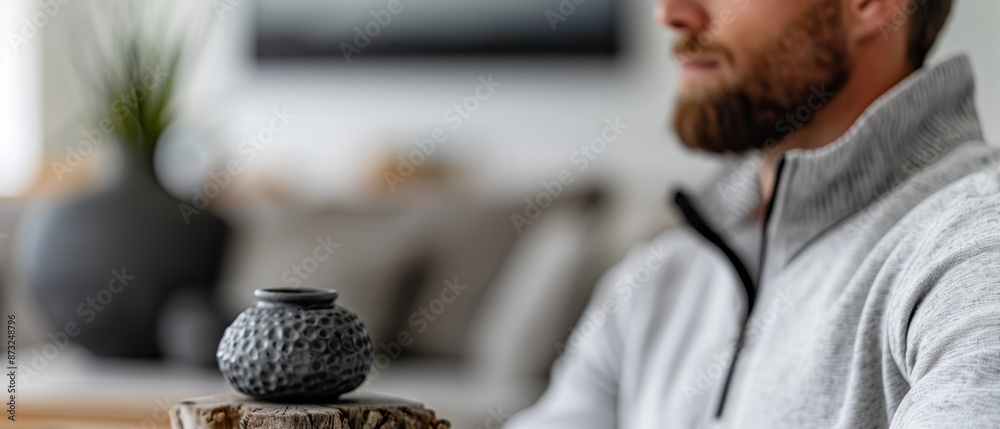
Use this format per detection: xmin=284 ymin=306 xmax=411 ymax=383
xmin=217 ymin=288 xmax=373 ymax=402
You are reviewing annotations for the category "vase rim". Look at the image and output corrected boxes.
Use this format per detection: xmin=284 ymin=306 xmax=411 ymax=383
xmin=254 ymin=288 xmax=339 ymax=304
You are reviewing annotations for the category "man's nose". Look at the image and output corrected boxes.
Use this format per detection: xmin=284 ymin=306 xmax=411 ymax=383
xmin=656 ymin=0 xmax=709 ymax=34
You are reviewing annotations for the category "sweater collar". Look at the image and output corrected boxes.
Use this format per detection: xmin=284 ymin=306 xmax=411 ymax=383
xmin=687 ymin=53 xmax=984 ymax=254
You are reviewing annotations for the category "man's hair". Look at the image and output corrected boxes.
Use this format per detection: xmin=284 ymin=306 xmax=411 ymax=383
xmin=907 ymin=0 xmax=953 ymax=68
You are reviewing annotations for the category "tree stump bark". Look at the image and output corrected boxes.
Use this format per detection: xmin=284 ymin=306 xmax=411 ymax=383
xmin=170 ymin=393 xmax=451 ymax=429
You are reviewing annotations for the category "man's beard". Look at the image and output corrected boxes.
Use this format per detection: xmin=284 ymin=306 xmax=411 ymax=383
xmin=672 ymin=1 xmax=850 ymax=154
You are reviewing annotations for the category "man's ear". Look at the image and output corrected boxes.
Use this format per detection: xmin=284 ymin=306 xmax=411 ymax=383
xmin=846 ymin=0 xmax=908 ymax=42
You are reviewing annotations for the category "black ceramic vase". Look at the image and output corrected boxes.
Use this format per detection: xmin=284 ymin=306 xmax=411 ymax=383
xmin=216 ymin=288 xmax=374 ymax=402
xmin=21 ymin=147 xmax=229 ymax=360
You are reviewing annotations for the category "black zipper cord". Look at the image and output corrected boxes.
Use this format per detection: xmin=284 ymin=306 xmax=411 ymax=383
xmin=673 ymin=191 xmax=756 ymax=418
xmin=673 ymin=155 xmax=785 ymax=419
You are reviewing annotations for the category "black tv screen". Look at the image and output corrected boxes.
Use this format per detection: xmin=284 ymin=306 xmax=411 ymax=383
xmin=255 ymin=0 xmax=619 ymax=60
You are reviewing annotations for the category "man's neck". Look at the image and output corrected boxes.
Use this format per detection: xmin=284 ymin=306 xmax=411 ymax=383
xmin=757 ymin=57 xmax=916 ymax=214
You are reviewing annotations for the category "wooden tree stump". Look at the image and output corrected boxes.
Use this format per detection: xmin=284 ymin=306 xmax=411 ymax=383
xmin=170 ymin=393 xmax=451 ymax=429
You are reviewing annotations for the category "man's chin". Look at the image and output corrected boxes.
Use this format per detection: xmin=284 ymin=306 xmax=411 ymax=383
xmin=671 ymin=97 xmax=764 ymax=155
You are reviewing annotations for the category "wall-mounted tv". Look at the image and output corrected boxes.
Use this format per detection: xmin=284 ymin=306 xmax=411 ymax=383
xmin=255 ymin=0 xmax=619 ymax=60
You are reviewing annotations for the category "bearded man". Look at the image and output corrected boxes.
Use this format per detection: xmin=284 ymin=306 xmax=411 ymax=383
xmin=506 ymin=0 xmax=1000 ymax=427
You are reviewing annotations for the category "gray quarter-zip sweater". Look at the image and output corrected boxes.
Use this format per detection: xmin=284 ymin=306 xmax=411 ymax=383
xmin=505 ymin=55 xmax=1000 ymax=428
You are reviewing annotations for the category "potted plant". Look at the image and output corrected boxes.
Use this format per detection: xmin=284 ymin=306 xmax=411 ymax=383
xmin=21 ymin=7 xmax=230 ymax=364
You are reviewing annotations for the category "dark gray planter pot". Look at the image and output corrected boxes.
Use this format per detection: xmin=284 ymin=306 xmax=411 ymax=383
xmin=21 ymin=149 xmax=230 ymax=360
xmin=217 ymin=288 xmax=374 ymax=403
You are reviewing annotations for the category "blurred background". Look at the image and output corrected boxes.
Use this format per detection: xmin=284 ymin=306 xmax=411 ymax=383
xmin=0 ymin=0 xmax=997 ymax=427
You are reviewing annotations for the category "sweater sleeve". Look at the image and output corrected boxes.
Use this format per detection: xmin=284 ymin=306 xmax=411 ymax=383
xmin=889 ymin=198 xmax=1000 ymax=428
xmin=503 ymin=262 xmax=628 ymax=429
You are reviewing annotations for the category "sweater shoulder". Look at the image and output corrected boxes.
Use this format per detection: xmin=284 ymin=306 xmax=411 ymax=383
xmin=884 ymin=155 xmax=1000 ymax=378
xmin=887 ymin=154 xmax=1000 ymax=317
xmin=907 ymin=156 xmax=1000 ymax=243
